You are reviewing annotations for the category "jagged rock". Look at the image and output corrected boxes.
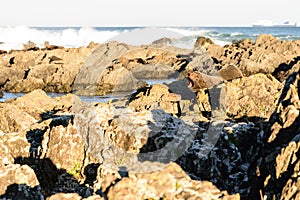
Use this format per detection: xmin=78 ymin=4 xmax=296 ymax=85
xmin=74 ymin=102 xmax=198 ymax=172
xmin=0 ymin=103 xmax=36 ymax=132
xmin=0 ymin=46 xmax=93 ymax=93
xmin=0 ymin=163 xmax=40 ymax=196
xmin=128 ymin=84 xmax=182 ymax=116
xmin=107 ymin=162 xmax=240 ymax=199
xmin=272 ymin=56 xmax=300 ymax=82
xmin=99 ymin=66 xmax=146 ymax=94
xmin=73 ymin=41 xmax=138 ymax=95
xmin=47 ymin=193 xmax=103 ymax=200
xmin=187 ymin=72 xmax=282 ymax=119
xmin=0 ymin=89 xmax=76 ymax=124
xmin=44 ymin=41 xmax=64 ymax=50
xmin=184 ymin=47 xmax=218 ymax=75
xmin=177 ymin=120 xmax=263 ymax=198
xmin=0 ymin=131 xmax=30 ymax=158
xmin=0 ymin=140 xmax=14 ymax=169
xmin=205 ymin=34 xmax=300 ymax=78
xmin=194 ymin=36 xmax=214 ymax=48
xmin=255 ymin=70 xmax=300 ymax=199
xmin=205 ymin=43 xmax=225 ymax=61
xmin=113 ymin=47 xmax=187 ymax=71
xmin=128 ymin=80 xmax=200 ymax=122
xmin=131 ymin=63 xmax=176 ymax=79
xmin=37 ymin=117 xmax=85 ymax=172
xmin=226 ymin=73 xmax=282 ymax=119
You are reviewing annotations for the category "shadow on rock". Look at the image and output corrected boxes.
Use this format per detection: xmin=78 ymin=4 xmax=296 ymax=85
xmin=252 ymin=70 xmax=300 ymax=199
xmin=137 ymin=109 xmax=198 ymax=164
xmin=0 ymin=111 xmax=103 ymax=199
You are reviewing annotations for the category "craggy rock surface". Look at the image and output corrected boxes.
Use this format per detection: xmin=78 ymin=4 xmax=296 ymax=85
xmin=204 ymin=34 xmax=300 ymax=78
xmin=0 ymin=47 xmax=93 ymax=93
xmin=1 ymin=35 xmax=300 ymax=199
xmin=254 ymin=70 xmax=300 ymax=200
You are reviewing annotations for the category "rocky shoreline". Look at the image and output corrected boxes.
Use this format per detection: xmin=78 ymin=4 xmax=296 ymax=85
xmin=0 ymin=35 xmax=300 ymax=199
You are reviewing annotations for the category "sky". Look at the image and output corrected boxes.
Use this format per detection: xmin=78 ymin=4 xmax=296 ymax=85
xmin=1 ymin=0 xmax=300 ymax=26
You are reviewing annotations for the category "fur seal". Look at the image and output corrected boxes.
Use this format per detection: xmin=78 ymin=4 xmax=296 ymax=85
xmin=187 ymin=71 xmax=223 ymax=92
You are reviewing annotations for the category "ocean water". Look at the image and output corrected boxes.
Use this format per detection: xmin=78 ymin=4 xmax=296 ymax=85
xmin=1 ymin=26 xmax=300 ymax=51
xmin=0 ymin=79 xmax=176 ymax=103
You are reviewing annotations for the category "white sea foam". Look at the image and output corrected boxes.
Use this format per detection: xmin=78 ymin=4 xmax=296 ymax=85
xmin=107 ymin=27 xmax=184 ymax=45
xmin=5 ymin=26 xmax=298 ymax=51
xmin=231 ymin=32 xmax=242 ymax=36
xmin=0 ymin=26 xmax=121 ymax=51
xmin=166 ymin=27 xmax=211 ymax=36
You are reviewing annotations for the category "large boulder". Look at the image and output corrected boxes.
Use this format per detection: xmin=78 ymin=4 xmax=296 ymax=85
xmin=194 ymin=36 xmax=214 ymax=48
xmin=74 ymin=101 xmax=198 ymax=172
xmin=226 ymin=73 xmax=282 ymax=119
xmin=107 ymin=162 xmax=240 ymax=200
